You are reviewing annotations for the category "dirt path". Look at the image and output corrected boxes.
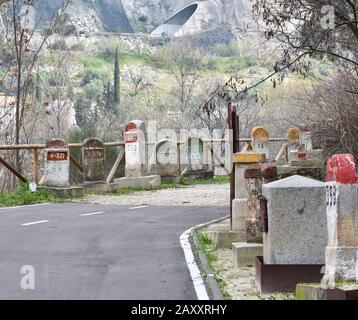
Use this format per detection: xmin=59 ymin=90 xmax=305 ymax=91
xmin=76 ymin=183 xmax=230 ymax=207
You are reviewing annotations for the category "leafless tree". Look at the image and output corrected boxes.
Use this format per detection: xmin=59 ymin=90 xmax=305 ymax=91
xmin=0 ymin=0 xmax=69 ymax=189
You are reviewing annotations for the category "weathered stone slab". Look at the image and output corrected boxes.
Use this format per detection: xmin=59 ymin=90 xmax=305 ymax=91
xmin=244 ymin=163 xmax=277 ymax=243
xmin=114 ymin=175 xmax=161 ymax=190
xmin=262 ymin=175 xmax=327 ymax=265
xmin=232 ymin=242 xmax=263 ymax=268
xmin=232 ymin=151 xmax=265 ymax=234
xmin=44 ymin=139 xmax=70 ymax=187
xmin=233 ymin=152 xmax=265 ymax=164
xmin=82 ymin=138 xmax=106 ymax=182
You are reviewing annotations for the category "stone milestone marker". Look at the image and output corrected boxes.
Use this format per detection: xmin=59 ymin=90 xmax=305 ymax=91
xmin=44 ymin=139 xmax=70 ymax=187
xmin=124 ymin=120 xmax=147 ymax=177
xmin=262 ymin=175 xmax=327 ymax=265
xmin=251 ymin=126 xmax=269 ymax=160
xmin=82 ymin=138 xmax=106 ymax=182
xmin=287 ymin=128 xmax=300 ymax=162
xmin=323 ymin=154 xmax=358 ymax=287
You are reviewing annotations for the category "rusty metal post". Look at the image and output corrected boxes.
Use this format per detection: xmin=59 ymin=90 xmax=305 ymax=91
xmin=228 ymin=100 xmax=239 ymax=229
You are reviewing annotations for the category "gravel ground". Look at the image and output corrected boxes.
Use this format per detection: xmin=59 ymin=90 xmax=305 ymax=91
xmin=212 ymin=249 xmax=295 ymax=300
xmin=76 ymin=183 xmax=230 ymax=207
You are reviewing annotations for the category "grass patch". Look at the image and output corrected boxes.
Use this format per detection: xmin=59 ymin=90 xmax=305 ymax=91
xmin=0 ymin=183 xmax=63 ymax=207
xmin=190 ymin=175 xmax=230 ymax=185
xmin=197 ymin=231 xmax=217 ymax=264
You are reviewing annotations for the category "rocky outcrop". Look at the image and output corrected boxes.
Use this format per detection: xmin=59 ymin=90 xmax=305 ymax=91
xmin=34 ymin=0 xmax=255 ymax=35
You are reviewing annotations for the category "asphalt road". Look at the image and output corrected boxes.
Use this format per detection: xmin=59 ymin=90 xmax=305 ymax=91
xmin=0 ymin=203 xmax=226 ymax=300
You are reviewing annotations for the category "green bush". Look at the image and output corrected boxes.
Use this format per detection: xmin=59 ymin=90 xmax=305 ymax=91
xmin=0 ymin=183 xmax=62 ymax=207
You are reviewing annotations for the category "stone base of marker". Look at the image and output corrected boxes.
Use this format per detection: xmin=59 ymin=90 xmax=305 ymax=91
xmin=183 ymin=170 xmax=214 ymax=182
xmin=212 ymin=231 xmax=246 ymax=249
xmin=324 ymin=246 xmax=358 ymax=283
xmin=39 ymin=186 xmax=84 ymax=198
xmin=296 ymin=283 xmax=358 ymax=300
xmin=114 ymin=175 xmax=161 ymax=190
xmin=149 ymin=164 xmax=179 ymax=181
xmin=232 ymin=199 xmax=247 ymax=236
xmin=232 ymin=242 xmax=263 ymax=268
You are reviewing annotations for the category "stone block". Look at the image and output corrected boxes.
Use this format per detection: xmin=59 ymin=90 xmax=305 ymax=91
xmin=233 ymin=152 xmax=265 ymax=164
xmin=235 ymin=164 xmax=248 ymax=199
xmin=212 ymin=231 xmax=246 ymax=249
xmin=232 ymin=199 xmax=247 ymax=234
xmin=114 ymin=175 xmax=161 ymax=190
xmin=82 ymin=138 xmax=105 ymax=182
xmin=262 ymin=175 xmax=327 ymax=265
xmin=289 ymin=159 xmax=323 ymax=168
xmin=296 ymin=283 xmax=327 ymax=300
xmin=232 ymin=242 xmax=263 ymax=267
xmin=306 ymin=149 xmax=324 ymax=161
xmin=40 ymin=186 xmax=84 ymax=198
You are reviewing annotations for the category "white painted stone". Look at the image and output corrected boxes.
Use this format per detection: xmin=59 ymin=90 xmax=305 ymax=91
xmin=262 ymin=175 xmax=327 ymax=265
xmin=124 ymin=120 xmax=147 ymax=177
xmin=44 ymin=140 xmax=70 ymax=187
xmin=322 ymin=183 xmax=358 ymax=285
xmin=232 ymin=199 xmax=247 ymax=236
xmin=235 ymin=164 xmax=248 ymax=199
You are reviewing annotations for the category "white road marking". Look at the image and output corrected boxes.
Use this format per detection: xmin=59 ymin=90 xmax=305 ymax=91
xmin=0 ymin=203 xmax=50 ymax=210
xmin=180 ymin=228 xmax=210 ymax=301
xmin=79 ymin=211 xmax=104 ymax=217
xmin=22 ymin=220 xmax=49 ymax=226
xmin=129 ymin=205 xmax=149 ymax=210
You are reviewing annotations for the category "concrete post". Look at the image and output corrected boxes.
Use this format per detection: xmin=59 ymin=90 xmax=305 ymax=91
xmin=232 ymin=151 xmax=265 ymax=236
xmin=322 ymin=154 xmax=358 ymax=287
xmin=44 ymin=139 xmax=70 ymax=187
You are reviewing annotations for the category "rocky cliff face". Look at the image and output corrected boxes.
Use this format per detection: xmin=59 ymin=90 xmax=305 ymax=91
xmin=35 ymin=0 xmax=254 ymax=35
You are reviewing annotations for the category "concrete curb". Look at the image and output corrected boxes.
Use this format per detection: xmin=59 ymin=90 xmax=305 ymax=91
xmin=182 ymin=215 xmax=229 ymax=300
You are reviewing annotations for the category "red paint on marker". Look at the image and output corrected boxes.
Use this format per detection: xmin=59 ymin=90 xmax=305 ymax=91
xmin=326 ymin=154 xmax=358 ymax=184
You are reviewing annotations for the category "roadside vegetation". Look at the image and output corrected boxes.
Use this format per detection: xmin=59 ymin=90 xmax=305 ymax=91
xmin=0 ymin=183 xmax=63 ymax=207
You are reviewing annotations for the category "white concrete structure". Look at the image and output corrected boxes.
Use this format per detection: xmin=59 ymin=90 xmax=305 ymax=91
xmin=44 ymin=139 xmax=70 ymax=187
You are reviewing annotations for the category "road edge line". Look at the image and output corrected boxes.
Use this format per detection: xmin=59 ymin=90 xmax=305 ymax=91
xmin=0 ymin=203 xmax=51 ymax=210
xmin=180 ymin=215 xmax=229 ymax=301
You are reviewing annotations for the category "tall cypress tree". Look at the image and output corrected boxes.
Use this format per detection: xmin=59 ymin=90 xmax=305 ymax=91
xmin=113 ymin=46 xmax=120 ymax=106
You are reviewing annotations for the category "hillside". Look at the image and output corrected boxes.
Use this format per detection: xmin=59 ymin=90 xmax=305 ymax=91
xmin=34 ymin=0 xmax=254 ymax=34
